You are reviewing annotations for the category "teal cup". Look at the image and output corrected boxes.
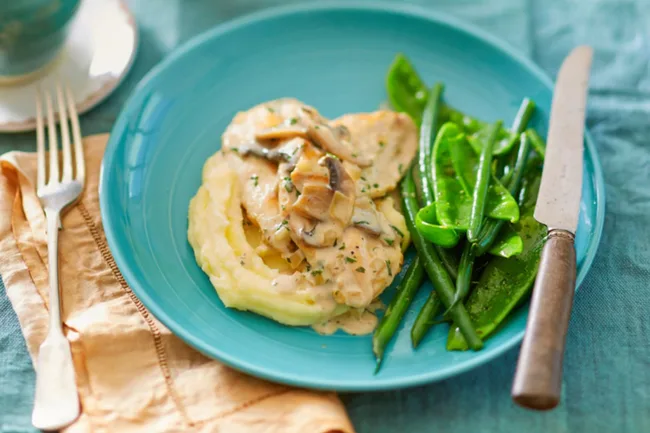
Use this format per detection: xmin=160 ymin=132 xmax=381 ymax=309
xmin=0 ymin=0 xmax=80 ymax=84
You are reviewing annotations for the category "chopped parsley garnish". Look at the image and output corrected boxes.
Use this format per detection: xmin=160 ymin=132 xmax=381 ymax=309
xmin=311 ymin=269 xmax=323 ymax=276
xmin=345 ymin=256 xmax=357 ymax=264
xmin=378 ymin=140 xmax=385 ymax=147
xmin=355 ymin=267 xmax=366 ymax=273
xmin=351 ymin=153 xmax=358 ymax=157
xmin=390 ymin=225 xmax=405 ymax=237
xmin=231 ymin=148 xmax=239 ymax=153
xmin=289 ymin=117 xmax=298 ymax=125
xmin=373 ymin=183 xmax=379 ymax=188
xmin=354 ymin=220 xmax=369 ymax=225
xmin=338 ymin=242 xmax=346 ymax=250
xmin=250 ymin=175 xmax=259 ymax=187
xmin=385 ymin=260 xmax=392 ymax=276
xmin=266 ymin=106 xmax=275 ymax=113
xmin=360 ymin=176 xmax=367 ymax=181
xmin=283 ymin=177 xmax=294 ymax=193
xmin=333 ymin=239 xmax=338 ymax=247
xmin=281 ymin=219 xmax=288 ymax=226
xmin=384 ymin=238 xmax=394 ymax=246
xmin=398 ymin=163 xmax=403 ymax=174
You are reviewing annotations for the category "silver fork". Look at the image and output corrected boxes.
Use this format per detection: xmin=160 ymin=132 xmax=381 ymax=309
xmin=31 ymin=83 xmax=84 ymax=431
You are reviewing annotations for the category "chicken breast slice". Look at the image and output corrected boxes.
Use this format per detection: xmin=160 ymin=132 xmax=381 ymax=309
xmin=331 ymin=111 xmax=418 ymax=198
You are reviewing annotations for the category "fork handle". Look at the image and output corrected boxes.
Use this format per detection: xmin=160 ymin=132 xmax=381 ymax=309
xmin=32 ymin=209 xmax=80 ymax=430
xmin=45 ymin=209 xmax=63 ymax=330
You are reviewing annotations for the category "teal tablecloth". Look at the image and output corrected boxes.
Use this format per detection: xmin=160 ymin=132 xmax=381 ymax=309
xmin=2 ymin=1 xmax=649 ymax=432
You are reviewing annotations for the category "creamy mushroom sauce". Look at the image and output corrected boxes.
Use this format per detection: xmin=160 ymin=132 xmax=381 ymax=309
xmin=188 ymin=98 xmax=417 ymax=334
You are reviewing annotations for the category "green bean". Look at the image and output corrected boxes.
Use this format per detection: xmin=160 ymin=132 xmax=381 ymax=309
xmin=498 ymin=98 xmax=536 ymax=181
xmin=373 ymin=256 xmax=425 ymax=371
xmin=418 ymin=83 xmax=445 ymax=204
xmin=467 ymin=121 xmax=502 ymax=242
xmin=503 ymin=98 xmax=535 ymax=152
xmin=411 ymin=289 xmax=443 ymax=348
xmin=474 ymin=132 xmax=531 ymax=256
xmin=401 ymin=169 xmax=483 ymax=350
xmin=446 ymin=242 xmax=474 ymax=313
xmin=416 ymin=84 xmax=459 ymax=280
xmin=526 ymin=128 xmax=546 ymax=158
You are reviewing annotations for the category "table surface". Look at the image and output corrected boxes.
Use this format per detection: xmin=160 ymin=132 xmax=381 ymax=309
xmin=2 ymin=1 xmax=649 ymax=432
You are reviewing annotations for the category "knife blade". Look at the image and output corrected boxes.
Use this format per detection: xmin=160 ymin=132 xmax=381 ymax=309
xmin=512 ymin=46 xmax=593 ymax=411
xmin=534 ymin=46 xmax=592 ymax=232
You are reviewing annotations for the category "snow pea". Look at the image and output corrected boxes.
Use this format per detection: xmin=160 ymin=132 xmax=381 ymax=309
xmin=432 ymin=124 xmax=519 ymax=231
xmin=446 ymin=163 xmax=546 ymax=350
xmin=385 ymin=53 xmax=429 ymax=125
xmin=441 ymin=105 xmax=485 ymax=135
xmin=487 ymin=225 xmax=523 ymax=258
xmin=431 ymin=123 xmax=473 ymax=229
xmin=450 ymin=126 xmax=520 ymax=224
xmin=466 ymin=98 xmax=535 ymax=157
xmin=415 ymin=203 xmax=460 ymax=247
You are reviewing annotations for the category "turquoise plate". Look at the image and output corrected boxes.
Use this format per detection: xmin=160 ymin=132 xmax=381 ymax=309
xmin=100 ymin=1 xmax=605 ymax=391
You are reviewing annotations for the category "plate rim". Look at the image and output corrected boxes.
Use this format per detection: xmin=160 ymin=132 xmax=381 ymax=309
xmin=99 ymin=0 xmax=606 ymax=391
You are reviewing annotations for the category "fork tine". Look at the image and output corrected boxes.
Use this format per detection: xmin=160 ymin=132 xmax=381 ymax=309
xmin=44 ymin=89 xmax=59 ymax=185
xmin=56 ymin=83 xmax=73 ymax=182
xmin=64 ymin=85 xmax=84 ymax=184
xmin=35 ymin=89 xmax=46 ymax=190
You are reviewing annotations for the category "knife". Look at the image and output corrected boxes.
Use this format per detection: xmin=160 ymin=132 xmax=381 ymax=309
xmin=511 ymin=46 xmax=593 ymax=410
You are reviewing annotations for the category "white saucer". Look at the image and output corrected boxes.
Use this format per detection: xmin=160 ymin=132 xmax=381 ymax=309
xmin=0 ymin=0 xmax=138 ymax=133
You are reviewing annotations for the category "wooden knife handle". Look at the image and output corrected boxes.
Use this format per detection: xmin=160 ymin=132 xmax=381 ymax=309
xmin=512 ymin=229 xmax=577 ymax=410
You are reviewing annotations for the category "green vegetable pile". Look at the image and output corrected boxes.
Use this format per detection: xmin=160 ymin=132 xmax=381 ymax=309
xmin=373 ymin=54 xmax=548 ymax=371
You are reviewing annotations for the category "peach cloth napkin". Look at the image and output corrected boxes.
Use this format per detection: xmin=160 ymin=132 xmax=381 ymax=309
xmin=0 ymin=134 xmax=355 ymax=433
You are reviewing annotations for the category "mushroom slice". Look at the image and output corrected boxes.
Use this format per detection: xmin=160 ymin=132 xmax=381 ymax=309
xmin=292 ymin=183 xmax=334 ymax=221
xmin=239 ymin=137 xmax=305 ymax=165
xmin=329 ymin=191 xmax=355 ymax=225
xmin=288 ymin=213 xmax=339 ymax=248
xmin=255 ymin=125 xmax=309 ymax=142
xmin=238 ymin=141 xmax=289 ymax=163
xmin=223 ymin=98 xmax=321 ymax=152
xmin=351 ymin=206 xmax=383 ymax=236
xmin=318 ymin=155 xmax=356 ymax=197
xmin=299 ymin=108 xmax=372 ymax=168
xmin=318 ymin=155 xmax=356 ymax=225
